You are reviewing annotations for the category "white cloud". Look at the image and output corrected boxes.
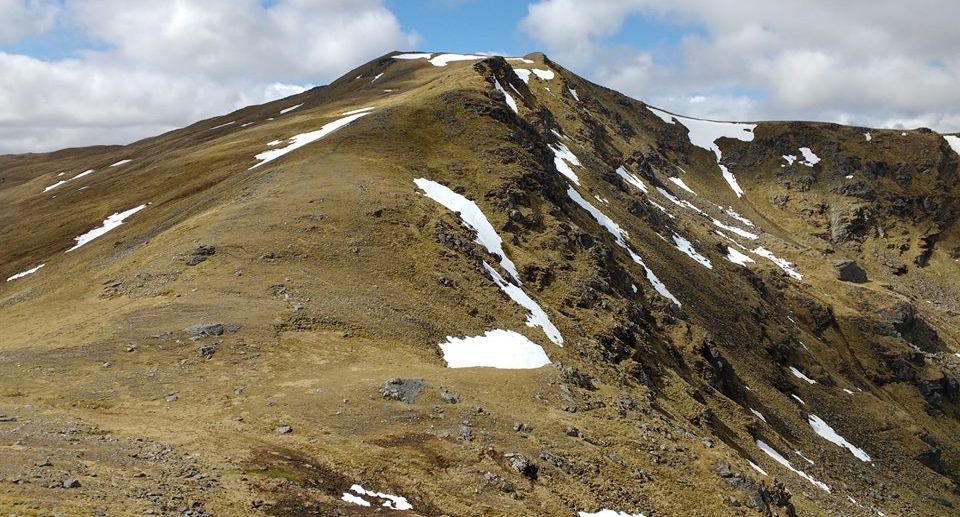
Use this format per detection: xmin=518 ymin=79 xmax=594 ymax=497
xmin=0 ymin=0 xmax=418 ymax=153
xmin=522 ymin=0 xmax=960 ymax=131
xmin=0 ymin=0 xmax=59 ymax=43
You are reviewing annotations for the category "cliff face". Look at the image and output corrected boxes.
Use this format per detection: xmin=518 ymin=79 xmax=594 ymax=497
xmin=0 ymin=51 xmax=958 ymax=516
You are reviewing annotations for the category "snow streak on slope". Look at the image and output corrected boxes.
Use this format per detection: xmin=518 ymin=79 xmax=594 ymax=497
xmin=250 ymin=109 xmax=373 ymax=169
xmin=429 ymin=53 xmax=483 ymax=67
xmin=668 ymin=177 xmax=696 ymax=195
xmin=578 ymin=510 xmax=646 ymax=517
xmin=753 ymin=247 xmax=802 ymax=280
xmin=726 ymin=247 xmax=754 ymax=266
xmin=66 ymin=204 xmax=147 ymax=252
xmin=712 ymin=219 xmax=758 ymax=240
xmin=392 ymin=52 xmax=432 ymax=60
xmin=414 ymin=178 xmax=519 ymax=282
xmin=808 ymin=415 xmax=871 ymax=462
xmin=44 ymin=169 xmax=94 ymax=192
xmin=549 ymin=142 xmax=582 ymax=184
xmin=493 ymin=78 xmax=519 ymax=114
xmin=279 ymin=103 xmax=304 ymax=115
xmin=616 ymin=166 xmax=648 ymax=193
xmin=944 ymin=134 xmax=960 ymax=155
xmin=567 ymin=187 xmax=680 ymax=306
xmin=6 ymin=263 xmax=45 ymax=282
xmin=110 ymin=159 xmax=132 ymax=167
xmin=789 ymin=366 xmax=817 ymax=384
xmin=341 ymin=484 xmax=413 ymax=510
xmin=483 ymin=263 xmax=563 ymax=346
xmin=647 ymin=107 xmax=756 ymax=197
xmin=672 ymin=234 xmax=712 ymax=269
xmin=439 ymin=329 xmax=550 ymax=369
xmin=756 ymin=440 xmax=830 ymax=492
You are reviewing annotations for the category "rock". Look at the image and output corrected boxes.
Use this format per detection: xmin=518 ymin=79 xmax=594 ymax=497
xmin=36 ymin=458 xmax=52 ymax=467
xmin=564 ymin=426 xmax=581 ymax=437
xmin=439 ymin=387 xmax=460 ymax=404
xmin=186 ymin=245 xmax=216 ymax=266
xmin=504 ymin=453 xmax=537 ymax=479
xmin=184 ymin=323 xmax=224 ymax=338
xmin=62 ymin=479 xmax=81 ymax=488
xmin=557 ymin=365 xmax=595 ymax=390
xmin=275 ymin=425 xmax=293 ymax=434
xmin=380 ymin=378 xmax=424 ymax=404
xmin=165 ymin=393 xmax=178 ymax=403
xmin=513 ymin=422 xmax=533 ymax=433
xmin=0 ymin=415 xmax=17 ymax=422
xmin=457 ymin=423 xmax=473 ymax=442
xmin=539 ymin=450 xmax=565 ymax=469
xmin=196 ymin=344 xmax=219 ymax=359
xmin=834 ymin=259 xmax=867 ymax=283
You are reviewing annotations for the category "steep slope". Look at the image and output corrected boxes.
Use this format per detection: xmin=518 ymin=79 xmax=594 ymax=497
xmin=1 ymin=51 xmax=959 ymax=516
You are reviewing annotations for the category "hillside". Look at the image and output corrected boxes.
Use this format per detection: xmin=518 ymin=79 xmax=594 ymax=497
xmin=1 ymin=51 xmax=959 ymax=516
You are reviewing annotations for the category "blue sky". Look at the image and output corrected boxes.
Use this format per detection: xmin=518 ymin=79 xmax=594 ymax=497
xmin=0 ymin=0 xmax=957 ymax=153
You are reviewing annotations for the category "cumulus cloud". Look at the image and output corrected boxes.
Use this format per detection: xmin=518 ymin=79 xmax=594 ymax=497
xmin=0 ymin=0 xmax=418 ymax=153
xmin=0 ymin=0 xmax=59 ymax=43
xmin=522 ymin=0 xmax=960 ymax=131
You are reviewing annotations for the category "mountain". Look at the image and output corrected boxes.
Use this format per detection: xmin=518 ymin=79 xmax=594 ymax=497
xmin=1 ymin=50 xmax=959 ymax=516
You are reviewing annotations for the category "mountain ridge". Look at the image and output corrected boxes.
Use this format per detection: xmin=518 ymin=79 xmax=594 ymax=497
xmin=0 ymin=50 xmax=959 ymax=516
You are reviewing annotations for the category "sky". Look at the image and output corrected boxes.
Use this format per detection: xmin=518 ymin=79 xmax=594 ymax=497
xmin=1 ymin=0 xmax=958 ymax=154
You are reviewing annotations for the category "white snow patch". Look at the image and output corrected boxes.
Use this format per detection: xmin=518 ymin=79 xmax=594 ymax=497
xmin=241 ymin=122 xmax=255 ymax=127
xmin=782 ymin=154 xmax=797 ymax=166
xmin=667 ymin=177 xmax=696 ymax=195
xmin=110 ymin=159 xmax=132 ymax=167
xmin=808 ymin=415 xmax=871 ymax=462
xmin=672 ymin=234 xmax=712 ymax=269
xmin=506 ymin=57 xmax=534 ymax=64
xmin=752 ymin=247 xmax=802 ymax=280
xmin=392 ymin=52 xmax=432 ymax=60
xmin=864 ymin=132 xmax=872 ymax=142
xmin=748 ymin=461 xmax=768 ymax=476
xmin=843 ymin=388 xmax=855 ymax=395
xmin=712 ymin=219 xmax=758 ymax=240
xmin=370 ymin=73 xmax=384 ymax=83
xmin=549 ymin=142 xmax=582 ymax=184
xmin=207 ymin=120 xmax=235 ymax=131
xmin=493 ymin=78 xmax=518 ymax=114
xmin=845 ymin=174 xmax=854 ymax=179
xmin=66 ymin=204 xmax=147 ymax=252
xmin=725 ymin=207 xmax=755 ymax=227
xmin=342 ymin=106 xmax=375 ymax=115
xmin=791 ymin=394 xmax=806 ymax=405
xmin=943 ymin=135 xmax=960 ymax=155
xmin=568 ymin=88 xmax=580 ymax=101
xmin=6 ymin=264 xmax=45 ymax=282
xmin=342 ymin=484 xmax=412 ymax=511
xmin=577 ymin=510 xmax=645 ymax=517
xmin=568 ymin=187 xmax=680 ymax=306
xmin=414 ymin=178 xmax=519 ymax=282
xmin=44 ymin=169 xmax=94 ymax=192
xmin=646 ymin=107 xmax=755 ymax=197
xmin=279 ymin=103 xmax=303 ymax=115
xmin=750 ymin=408 xmax=767 ymax=422
xmin=727 ymin=247 xmax=755 ymax=266
xmin=798 ymin=147 xmax=820 ymax=166
xmin=616 ymin=166 xmax=648 ymax=193
xmin=267 ymin=140 xmax=282 ymax=147
xmin=788 ymin=366 xmax=816 ymax=384
xmin=484 ymin=263 xmax=563 ymax=346
xmin=429 ymin=53 xmax=483 ymax=67
xmin=756 ymin=440 xmax=830 ymax=492
xmin=656 ymin=187 xmax=703 ymax=214
xmin=795 ymin=450 xmax=815 ymax=465
xmin=439 ymin=329 xmax=550 ymax=369
xmin=250 ymin=111 xmax=371 ymax=169
xmin=512 ymin=68 xmax=532 ymax=84
xmin=532 ymin=68 xmax=555 ymax=80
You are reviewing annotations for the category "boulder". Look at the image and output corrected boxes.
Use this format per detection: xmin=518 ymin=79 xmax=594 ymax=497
xmin=380 ymin=378 xmax=424 ymax=404
xmin=834 ymin=259 xmax=867 ymax=283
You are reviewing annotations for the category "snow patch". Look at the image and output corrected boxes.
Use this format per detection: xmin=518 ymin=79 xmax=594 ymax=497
xmin=782 ymin=155 xmax=797 ymax=166
xmin=44 ymin=169 xmax=94 ymax=192
xmin=512 ymin=68 xmax=532 ymax=83
xmin=439 ymin=329 xmax=550 ymax=369
xmin=342 ymin=106 xmax=375 ymax=115
xmin=429 ymin=53 xmax=483 ymax=67
xmin=943 ymin=135 xmax=960 ymax=155
xmin=656 ymin=187 xmax=703 ymax=214
xmin=578 ymin=510 xmax=645 ymax=517
xmin=726 ymin=247 xmax=755 ymax=266
xmin=725 ymin=207 xmax=755 ymax=227
xmin=791 ymin=394 xmax=806 ymax=405
xmin=207 ymin=120 xmax=235 ymax=131
xmin=484 ymin=263 xmax=563 ymax=346
xmin=808 ymin=415 xmax=871 ymax=462
xmin=371 ymin=73 xmax=383 ymax=83
xmin=342 ymin=484 xmax=412 ymax=511
xmin=549 ymin=142 xmax=582 ymax=184
xmin=250 ymin=111 xmax=372 ymax=169
xmin=532 ymin=68 xmax=555 ymax=80
xmin=392 ymin=52 xmax=432 ymax=60
xmin=568 ymin=88 xmax=580 ymax=101
xmin=752 ymin=247 xmax=802 ymax=280
xmin=667 ymin=177 xmax=696 ymax=195
xmin=66 ymin=204 xmax=147 ymax=252
xmin=110 ymin=159 xmax=132 ymax=167
xmin=616 ymin=166 xmax=648 ymax=193
xmin=798 ymin=147 xmax=820 ymax=166
xmin=672 ymin=234 xmax=712 ymax=269
xmin=864 ymin=132 xmax=872 ymax=142
xmin=750 ymin=408 xmax=767 ymax=422
xmin=756 ymin=440 xmax=830 ymax=492
xmin=6 ymin=264 xmax=45 ymax=282
xmin=414 ymin=178 xmax=519 ymax=282
xmin=712 ymin=219 xmax=758 ymax=240
xmin=646 ymin=107 xmax=755 ymax=197
xmin=748 ymin=461 xmax=768 ymax=476
xmin=279 ymin=103 xmax=303 ymax=115
xmin=788 ymin=366 xmax=816 ymax=384
xmin=493 ymin=78 xmax=518 ymax=114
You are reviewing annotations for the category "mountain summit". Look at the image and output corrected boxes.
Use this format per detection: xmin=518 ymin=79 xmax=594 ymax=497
xmin=1 ymin=51 xmax=959 ymax=516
